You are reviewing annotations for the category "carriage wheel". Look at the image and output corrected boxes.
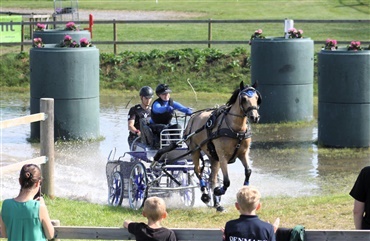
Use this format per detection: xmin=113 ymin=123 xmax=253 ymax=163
xmin=170 ymin=170 xmax=195 ymax=207
xmin=108 ymin=171 xmax=124 ymax=206
xmin=128 ymin=162 xmax=148 ymax=210
xmin=130 ymin=136 xmax=141 ymax=151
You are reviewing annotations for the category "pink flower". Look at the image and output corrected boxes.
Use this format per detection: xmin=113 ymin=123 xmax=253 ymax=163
xmin=255 ymin=29 xmax=262 ymax=34
xmin=64 ymin=35 xmax=72 ymax=41
xmin=348 ymin=40 xmax=362 ymax=51
xmin=80 ymin=37 xmax=88 ymax=44
xmin=33 ymin=38 xmax=44 ymax=48
xmin=66 ymin=22 xmax=75 ymax=28
xmin=36 ymin=23 xmax=46 ymax=29
xmin=65 ymin=22 xmax=77 ymax=31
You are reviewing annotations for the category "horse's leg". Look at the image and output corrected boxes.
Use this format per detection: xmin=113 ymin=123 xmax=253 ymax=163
xmin=214 ymin=159 xmax=230 ymax=196
xmin=239 ymin=147 xmax=252 ymax=186
xmin=192 ymin=150 xmax=212 ymax=203
xmin=209 ymin=159 xmax=225 ymax=212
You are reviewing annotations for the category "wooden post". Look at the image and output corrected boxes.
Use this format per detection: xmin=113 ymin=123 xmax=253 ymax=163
xmin=21 ymin=21 xmax=24 ymax=52
xmin=113 ymin=19 xmax=117 ymax=54
xmin=208 ymin=19 xmax=212 ymax=48
xmin=40 ymin=98 xmax=55 ymax=198
xmin=52 ymin=220 xmax=61 ymax=241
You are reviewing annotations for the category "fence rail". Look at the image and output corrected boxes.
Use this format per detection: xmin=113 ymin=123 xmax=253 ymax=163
xmin=51 ymin=225 xmax=370 ymax=241
xmin=0 ymin=98 xmax=55 ymax=197
xmin=0 ymin=18 xmax=369 ymax=53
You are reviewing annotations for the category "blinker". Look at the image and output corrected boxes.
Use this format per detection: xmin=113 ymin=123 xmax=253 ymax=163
xmin=242 ymin=89 xmax=256 ymax=98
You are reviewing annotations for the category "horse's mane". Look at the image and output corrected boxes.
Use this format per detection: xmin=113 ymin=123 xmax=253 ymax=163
xmin=225 ymin=87 xmax=241 ymax=106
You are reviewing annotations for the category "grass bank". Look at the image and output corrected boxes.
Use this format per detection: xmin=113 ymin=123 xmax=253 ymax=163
xmin=0 ymin=193 xmax=355 ymax=231
xmin=1 ymin=47 xmax=318 ymax=94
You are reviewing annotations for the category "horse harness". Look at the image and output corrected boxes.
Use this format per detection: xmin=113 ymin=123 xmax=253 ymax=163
xmin=204 ymin=106 xmax=252 ymax=163
xmin=157 ymin=87 xmax=258 ymax=165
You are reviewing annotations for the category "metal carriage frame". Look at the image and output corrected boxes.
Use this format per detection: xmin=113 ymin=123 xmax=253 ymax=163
xmin=106 ymin=127 xmax=202 ymax=210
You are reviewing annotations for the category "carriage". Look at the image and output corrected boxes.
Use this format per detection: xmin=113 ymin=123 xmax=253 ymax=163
xmin=106 ymin=81 xmax=261 ymax=211
xmin=105 ymin=117 xmax=216 ymax=210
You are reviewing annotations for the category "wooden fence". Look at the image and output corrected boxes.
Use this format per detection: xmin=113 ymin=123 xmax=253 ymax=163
xmin=0 ymin=98 xmax=55 ymax=197
xmin=0 ymin=18 xmax=369 ymax=54
xmin=51 ymin=224 xmax=370 ymax=241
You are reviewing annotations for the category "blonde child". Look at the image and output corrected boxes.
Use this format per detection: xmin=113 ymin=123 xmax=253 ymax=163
xmin=124 ymin=196 xmax=177 ymax=241
xmin=223 ymin=186 xmax=279 ymax=241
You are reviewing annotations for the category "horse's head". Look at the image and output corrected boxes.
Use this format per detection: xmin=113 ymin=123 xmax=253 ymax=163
xmin=239 ymin=81 xmax=262 ymax=123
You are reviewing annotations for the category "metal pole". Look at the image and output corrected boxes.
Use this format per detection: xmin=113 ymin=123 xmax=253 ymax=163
xmin=40 ymin=98 xmax=55 ymax=198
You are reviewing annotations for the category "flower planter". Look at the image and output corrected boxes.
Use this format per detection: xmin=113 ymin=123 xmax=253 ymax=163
xmin=33 ymin=30 xmax=90 ymax=44
xmin=318 ymin=48 xmax=370 ymax=147
xmin=30 ymin=44 xmax=100 ymax=140
xmin=251 ymin=37 xmax=314 ymax=123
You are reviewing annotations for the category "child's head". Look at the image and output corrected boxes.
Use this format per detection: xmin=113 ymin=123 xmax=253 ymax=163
xmin=235 ymin=186 xmax=261 ymax=213
xmin=143 ymin=196 xmax=167 ymax=222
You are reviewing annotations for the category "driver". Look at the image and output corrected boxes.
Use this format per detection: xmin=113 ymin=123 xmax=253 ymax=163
xmin=127 ymin=86 xmax=154 ymax=148
xmin=149 ymin=83 xmax=193 ymax=142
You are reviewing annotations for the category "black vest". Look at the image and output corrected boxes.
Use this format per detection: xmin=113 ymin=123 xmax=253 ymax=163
xmin=151 ymin=98 xmax=174 ymax=124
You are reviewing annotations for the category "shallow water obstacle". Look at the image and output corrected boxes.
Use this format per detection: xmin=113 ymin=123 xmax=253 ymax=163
xmin=318 ymin=48 xmax=370 ymax=147
xmin=251 ymin=37 xmax=314 ymax=123
xmin=30 ymin=44 xmax=100 ymax=140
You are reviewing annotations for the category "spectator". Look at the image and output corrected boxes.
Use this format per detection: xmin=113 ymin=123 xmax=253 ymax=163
xmin=128 ymin=86 xmax=154 ymax=148
xmin=0 ymin=164 xmax=54 ymax=240
xmin=223 ymin=186 xmax=279 ymax=241
xmin=349 ymin=166 xmax=370 ymax=229
xmin=123 ymin=196 xmax=177 ymax=241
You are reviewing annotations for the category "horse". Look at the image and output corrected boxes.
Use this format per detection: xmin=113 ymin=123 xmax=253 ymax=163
xmin=183 ymin=81 xmax=261 ymax=211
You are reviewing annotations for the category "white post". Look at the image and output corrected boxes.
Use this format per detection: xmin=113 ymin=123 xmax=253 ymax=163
xmin=284 ymin=19 xmax=294 ymax=39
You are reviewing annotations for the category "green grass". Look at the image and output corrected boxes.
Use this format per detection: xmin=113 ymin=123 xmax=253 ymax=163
xmin=0 ymin=193 xmax=355 ymax=231
xmin=0 ymin=0 xmax=369 ymax=53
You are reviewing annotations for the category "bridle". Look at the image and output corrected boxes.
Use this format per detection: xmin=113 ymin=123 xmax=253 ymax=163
xmin=227 ymin=87 xmax=260 ymax=118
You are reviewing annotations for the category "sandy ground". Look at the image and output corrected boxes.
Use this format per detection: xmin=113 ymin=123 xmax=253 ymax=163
xmin=0 ymin=8 xmax=203 ymax=20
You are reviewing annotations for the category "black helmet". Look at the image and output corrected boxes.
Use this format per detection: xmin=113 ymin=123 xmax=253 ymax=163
xmin=155 ymin=84 xmax=172 ymax=96
xmin=139 ymin=86 xmax=154 ymax=98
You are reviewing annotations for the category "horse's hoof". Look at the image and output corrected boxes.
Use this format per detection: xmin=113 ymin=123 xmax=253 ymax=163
xmin=201 ymin=193 xmax=211 ymax=203
xmin=216 ymin=206 xmax=226 ymax=212
xmin=214 ymin=186 xmax=226 ymax=196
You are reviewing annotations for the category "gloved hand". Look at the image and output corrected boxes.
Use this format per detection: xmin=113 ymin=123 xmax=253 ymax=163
xmin=185 ymin=108 xmax=193 ymax=116
xmin=168 ymin=106 xmax=174 ymax=113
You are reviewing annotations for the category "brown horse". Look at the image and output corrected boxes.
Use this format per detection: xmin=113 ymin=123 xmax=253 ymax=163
xmin=183 ymin=81 xmax=261 ymax=211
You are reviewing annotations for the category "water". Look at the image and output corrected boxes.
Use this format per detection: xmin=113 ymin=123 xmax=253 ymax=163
xmin=1 ymin=92 xmax=369 ymax=208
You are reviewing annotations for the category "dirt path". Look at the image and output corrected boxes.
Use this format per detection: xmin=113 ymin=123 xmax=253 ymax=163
xmin=1 ymin=8 xmax=204 ymax=20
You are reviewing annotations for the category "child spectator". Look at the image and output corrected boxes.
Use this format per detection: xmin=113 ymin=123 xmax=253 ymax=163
xmin=124 ymin=196 xmax=177 ymax=241
xmin=223 ymin=186 xmax=279 ymax=241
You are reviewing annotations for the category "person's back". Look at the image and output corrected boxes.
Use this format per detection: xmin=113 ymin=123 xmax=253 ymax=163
xmin=1 ymin=199 xmax=46 ymax=240
xmin=350 ymin=166 xmax=370 ymax=229
xmin=0 ymin=163 xmax=54 ymax=241
xmin=223 ymin=186 xmax=277 ymax=241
